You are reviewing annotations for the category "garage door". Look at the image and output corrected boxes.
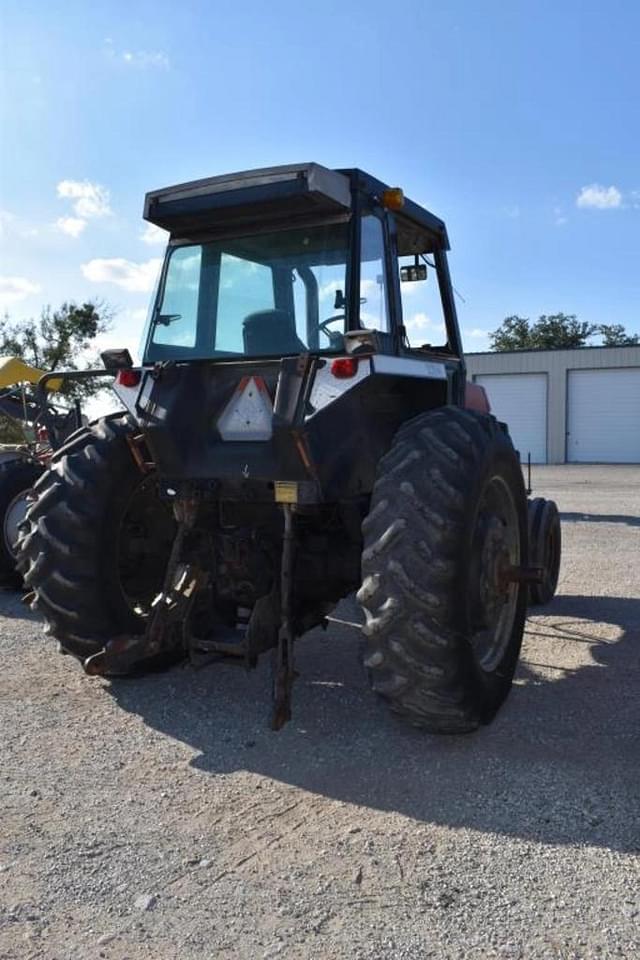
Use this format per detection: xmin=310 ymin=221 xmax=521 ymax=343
xmin=567 ymin=367 xmax=640 ymax=462
xmin=475 ymin=373 xmax=547 ymax=463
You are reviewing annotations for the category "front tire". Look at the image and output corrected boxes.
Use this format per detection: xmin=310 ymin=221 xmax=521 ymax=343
xmin=357 ymin=407 xmax=528 ymax=733
xmin=16 ymin=415 xmax=175 ymax=661
xmin=0 ymin=458 xmax=45 ymax=587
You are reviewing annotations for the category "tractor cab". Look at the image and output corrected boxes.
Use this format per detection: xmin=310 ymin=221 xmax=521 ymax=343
xmin=141 ymin=164 xmax=464 ymax=380
xmin=105 ymin=164 xmax=466 ymax=496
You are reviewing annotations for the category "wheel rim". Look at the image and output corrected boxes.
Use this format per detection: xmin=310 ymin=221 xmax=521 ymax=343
xmin=115 ymin=476 xmax=175 ymax=617
xmin=469 ymin=475 xmax=521 ymax=672
xmin=3 ymin=489 xmax=31 ymax=559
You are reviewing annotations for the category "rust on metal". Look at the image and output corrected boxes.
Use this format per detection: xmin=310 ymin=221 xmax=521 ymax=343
xmin=126 ymin=433 xmax=154 ymax=475
xmin=503 ymin=565 xmax=544 ymax=585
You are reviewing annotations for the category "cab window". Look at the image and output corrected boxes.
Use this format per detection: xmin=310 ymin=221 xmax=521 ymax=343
xmin=359 ymin=215 xmax=389 ymax=332
xmin=398 ymin=254 xmax=447 ymax=349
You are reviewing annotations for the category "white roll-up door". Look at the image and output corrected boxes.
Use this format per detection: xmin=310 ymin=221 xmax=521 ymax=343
xmin=475 ymin=373 xmax=547 ymax=463
xmin=567 ymin=367 xmax=640 ymax=462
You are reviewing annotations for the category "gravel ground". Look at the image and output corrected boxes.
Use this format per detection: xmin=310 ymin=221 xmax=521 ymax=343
xmin=1 ymin=465 xmax=638 ymax=960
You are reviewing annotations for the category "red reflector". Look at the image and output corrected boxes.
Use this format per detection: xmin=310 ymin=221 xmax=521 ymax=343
xmin=116 ymin=368 xmax=141 ymax=387
xmin=330 ymin=357 xmax=359 ymax=379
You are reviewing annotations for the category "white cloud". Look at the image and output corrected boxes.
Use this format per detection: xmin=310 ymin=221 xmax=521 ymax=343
xmin=398 ymin=279 xmax=423 ymax=297
xmin=467 ymin=328 xmax=489 ymax=338
xmin=122 ymin=49 xmax=170 ymax=69
xmin=576 ymin=184 xmax=622 ymax=210
xmin=360 ymin=278 xmax=382 ymax=298
xmin=319 ymin=279 xmax=344 ymax=302
xmin=81 ymin=257 xmax=162 ymax=293
xmin=56 ymin=215 xmax=87 ymax=237
xmin=0 ymin=210 xmax=39 ymax=239
xmin=404 ymin=311 xmax=446 ymax=343
xmin=553 ymin=206 xmax=568 ymax=227
xmin=405 ymin=311 xmax=433 ymax=332
xmin=140 ymin=222 xmax=168 ymax=246
xmin=0 ymin=275 xmax=41 ymax=308
xmin=127 ymin=307 xmax=149 ymax=324
xmin=104 ymin=40 xmax=170 ymax=70
xmin=0 ymin=210 xmax=18 ymax=239
xmin=94 ymin=329 xmax=142 ymax=363
xmin=57 ymin=179 xmax=112 ymax=219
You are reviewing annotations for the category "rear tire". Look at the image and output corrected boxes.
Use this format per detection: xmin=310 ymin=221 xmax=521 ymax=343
xmin=0 ymin=458 xmax=45 ymax=587
xmin=16 ymin=415 xmax=175 ymax=661
xmin=528 ymin=497 xmax=561 ymax=606
xmin=357 ymin=406 xmax=528 ymax=733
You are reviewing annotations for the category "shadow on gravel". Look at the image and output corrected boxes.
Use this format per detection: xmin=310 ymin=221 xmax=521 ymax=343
xmin=0 ymin=587 xmax=39 ymax=621
xmin=107 ymin=593 xmax=639 ymax=854
xmin=561 ymin=511 xmax=640 ymax=527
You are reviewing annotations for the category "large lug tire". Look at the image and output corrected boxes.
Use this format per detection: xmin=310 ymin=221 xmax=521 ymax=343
xmin=357 ymin=406 xmax=528 ymax=733
xmin=16 ymin=415 xmax=176 ymax=662
xmin=0 ymin=459 xmax=45 ymax=587
xmin=528 ymin=497 xmax=561 ymax=606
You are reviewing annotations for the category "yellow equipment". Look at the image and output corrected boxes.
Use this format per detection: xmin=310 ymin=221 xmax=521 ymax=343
xmin=0 ymin=356 xmax=62 ymax=391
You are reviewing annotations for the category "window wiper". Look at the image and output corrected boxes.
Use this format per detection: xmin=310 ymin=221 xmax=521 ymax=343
xmin=154 ymin=313 xmax=182 ymax=327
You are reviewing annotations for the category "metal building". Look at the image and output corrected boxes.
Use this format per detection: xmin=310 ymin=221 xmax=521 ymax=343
xmin=465 ymin=344 xmax=640 ymax=464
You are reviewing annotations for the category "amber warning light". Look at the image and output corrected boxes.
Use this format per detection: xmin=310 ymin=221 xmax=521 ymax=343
xmin=381 ymin=187 xmax=404 ymax=210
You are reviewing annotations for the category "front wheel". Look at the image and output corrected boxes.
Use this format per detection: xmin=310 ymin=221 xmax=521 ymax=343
xmin=0 ymin=458 xmax=45 ymax=587
xmin=357 ymin=406 xmax=528 ymax=733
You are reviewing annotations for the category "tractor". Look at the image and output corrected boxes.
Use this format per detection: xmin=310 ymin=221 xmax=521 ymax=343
xmin=18 ymin=163 xmax=561 ymax=731
xmin=0 ymin=357 xmax=82 ymax=585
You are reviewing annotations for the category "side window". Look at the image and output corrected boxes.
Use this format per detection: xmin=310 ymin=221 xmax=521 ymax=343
xmin=293 ymin=269 xmax=309 ymax=346
xmin=152 ymin=246 xmax=201 ymax=348
xmin=216 ymin=254 xmax=274 ymax=353
xmin=398 ymin=255 xmax=447 ymax=348
xmin=294 ymin=264 xmax=348 ymax=350
xmin=360 ymin=215 xmax=389 ymax=332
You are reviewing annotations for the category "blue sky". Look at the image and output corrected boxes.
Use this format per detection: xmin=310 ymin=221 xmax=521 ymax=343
xmin=1 ymin=0 xmax=639 ymax=357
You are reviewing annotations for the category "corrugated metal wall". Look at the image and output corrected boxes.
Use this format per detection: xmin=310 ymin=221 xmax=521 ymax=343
xmin=465 ymin=345 xmax=640 ymax=463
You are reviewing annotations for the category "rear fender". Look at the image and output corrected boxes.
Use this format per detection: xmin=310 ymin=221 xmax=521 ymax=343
xmin=114 ymin=355 xmax=451 ymax=498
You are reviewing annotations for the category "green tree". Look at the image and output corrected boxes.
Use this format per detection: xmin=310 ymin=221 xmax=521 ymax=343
xmin=489 ymin=315 xmax=532 ymax=351
xmin=0 ymin=301 xmax=112 ymax=398
xmin=529 ymin=313 xmax=597 ymax=349
xmin=490 ymin=312 xmax=638 ymax=351
xmin=0 ymin=301 xmax=112 ymax=443
xmin=598 ymin=323 xmax=640 ymax=346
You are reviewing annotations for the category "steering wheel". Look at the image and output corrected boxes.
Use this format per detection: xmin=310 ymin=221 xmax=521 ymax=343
xmin=318 ymin=314 xmax=345 ymax=334
xmin=317 ymin=314 xmax=346 ymax=349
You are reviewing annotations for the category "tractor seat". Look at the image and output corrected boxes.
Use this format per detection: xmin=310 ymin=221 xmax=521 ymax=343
xmin=243 ymin=310 xmax=306 ymax=356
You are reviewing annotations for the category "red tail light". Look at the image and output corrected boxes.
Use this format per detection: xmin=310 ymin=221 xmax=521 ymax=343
xmin=117 ymin=369 xmax=141 ymax=387
xmin=330 ymin=357 xmax=359 ymax=379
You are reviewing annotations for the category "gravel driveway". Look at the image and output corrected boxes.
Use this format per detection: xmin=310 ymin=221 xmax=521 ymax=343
xmin=1 ymin=465 xmax=638 ymax=960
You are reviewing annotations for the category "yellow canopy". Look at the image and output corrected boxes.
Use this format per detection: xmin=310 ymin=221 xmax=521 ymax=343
xmin=0 ymin=356 xmax=62 ymax=391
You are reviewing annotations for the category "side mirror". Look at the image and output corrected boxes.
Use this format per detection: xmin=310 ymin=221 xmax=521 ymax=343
xmin=401 ymin=263 xmax=427 ymax=282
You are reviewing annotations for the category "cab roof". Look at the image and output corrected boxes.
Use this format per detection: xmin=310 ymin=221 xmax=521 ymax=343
xmin=144 ymin=162 xmax=449 ymax=252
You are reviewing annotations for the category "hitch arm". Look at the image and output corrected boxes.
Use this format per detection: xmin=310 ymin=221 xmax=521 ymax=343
xmin=84 ymin=498 xmax=204 ymax=677
xmin=271 ymin=503 xmax=297 ymax=730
